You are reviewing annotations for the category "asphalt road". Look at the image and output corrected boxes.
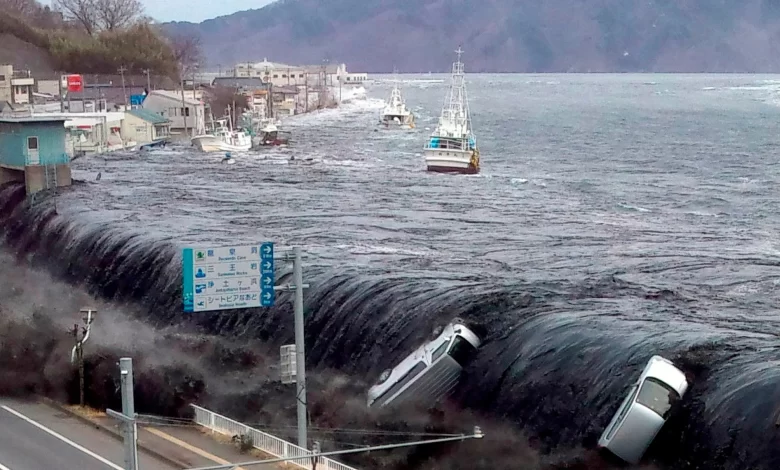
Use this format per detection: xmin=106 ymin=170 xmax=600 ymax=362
xmin=0 ymin=399 xmax=179 ymax=470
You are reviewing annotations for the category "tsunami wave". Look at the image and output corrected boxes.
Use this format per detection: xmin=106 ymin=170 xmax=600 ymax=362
xmin=1 ymin=181 xmax=779 ymax=470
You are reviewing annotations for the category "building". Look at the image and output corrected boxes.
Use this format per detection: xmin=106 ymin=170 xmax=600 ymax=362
xmin=61 ymin=112 xmax=128 ymax=155
xmin=121 ymin=108 xmax=171 ymax=148
xmin=232 ymin=60 xmax=366 ymax=87
xmin=0 ymin=116 xmax=71 ymax=195
xmin=142 ymin=90 xmax=206 ymax=135
xmin=0 ymin=65 xmax=35 ymax=106
xmin=271 ymin=86 xmax=299 ymax=117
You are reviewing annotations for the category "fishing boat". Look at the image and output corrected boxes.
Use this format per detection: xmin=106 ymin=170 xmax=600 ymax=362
xmin=191 ymin=106 xmax=252 ymax=152
xmin=380 ymin=71 xmax=414 ymax=127
xmin=423 ymin=46 xmax=479 ymax=174
xmin=256 ymin=121 xmax=291 ymax=146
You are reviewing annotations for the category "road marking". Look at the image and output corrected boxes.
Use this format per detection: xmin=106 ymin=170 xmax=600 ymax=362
xmin=0 ymin=405 xmax=123 ymax=470
xmin=0 ymin=461 xmax=12 ymax=470
xmin=144 ymin=427 xmax=245 ymax=470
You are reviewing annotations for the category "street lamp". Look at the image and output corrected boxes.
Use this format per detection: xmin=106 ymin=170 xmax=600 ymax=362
xmin=71 ymin=308 xmax=97 ymax=407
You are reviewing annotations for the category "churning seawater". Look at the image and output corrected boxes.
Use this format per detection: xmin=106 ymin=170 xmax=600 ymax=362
xmin=2 ymin=74 xmax=780 ymax=469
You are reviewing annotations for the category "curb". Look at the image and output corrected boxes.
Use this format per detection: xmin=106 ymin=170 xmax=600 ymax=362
xmin=38 ymin=396 xmax=190 ymax=469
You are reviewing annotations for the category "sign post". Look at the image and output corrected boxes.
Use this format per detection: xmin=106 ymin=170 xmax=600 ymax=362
xmin=182 ymin=243 xmax=309 ymax=448
xmin=182 ymin=244 xmax=274 ymax=312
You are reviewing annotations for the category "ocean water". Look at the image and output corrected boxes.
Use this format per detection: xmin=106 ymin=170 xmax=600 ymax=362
xmin=2 ymin=73 xmax=780 ymax=469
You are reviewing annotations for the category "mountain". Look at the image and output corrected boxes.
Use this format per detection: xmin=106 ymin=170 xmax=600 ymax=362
xmin=163 ymin=0 xmax=780 ymax=73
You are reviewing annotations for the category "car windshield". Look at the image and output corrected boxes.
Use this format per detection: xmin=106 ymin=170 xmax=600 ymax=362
xmin=447 ymin=336 xmax=478 ymax=367
xmin=636 ymin=377 xmax=680 ymax=419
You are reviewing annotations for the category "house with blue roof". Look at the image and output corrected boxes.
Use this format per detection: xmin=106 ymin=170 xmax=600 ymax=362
xmin=121 ymin=108 xmax=171 ymax=149
xmin=0 ymin=115 xmax=71 ymax=195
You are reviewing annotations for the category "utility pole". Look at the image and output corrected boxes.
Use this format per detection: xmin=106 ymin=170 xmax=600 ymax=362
xmin=192 ymin=64 xmax=198 ymax=135
xmin=70 ymin=308 xmax=96 ymax=407
xmin=292 ymin=246 xmax=307 ymax=448
xmin=118 ymin=66 xmax=128 ymax=109
xmin=107 ymin=358 xmax=139 ymax=470
xmin=58 ymin=72 xmax=64 ymax=112
xmin=304 ymin=74 xmax=308 ymax=113
xmin=180 ymin=64 xmax=188 ymax=138
xmin=142 ymin=69 xmax=151 ymax=92
xmin=274 ymin=247 xmax=310 ymax=448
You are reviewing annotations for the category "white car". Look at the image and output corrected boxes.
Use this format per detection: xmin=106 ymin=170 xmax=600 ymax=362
xmin=367 ymin=319 xmax=481 ymax=409
xmin=598 ymin=355 xmax=689 ymax=464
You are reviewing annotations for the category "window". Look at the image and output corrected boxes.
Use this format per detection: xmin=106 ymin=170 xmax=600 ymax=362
xmin=636 ymin=378 xmax=680 ymax=419
xmin=0 ymin=75 xmax=5 ymax=81
xmin=431 ymin=340 xmax=449 ymax=363
xmin=605 ymin=385 xmax=640 ymax=441
xmin=180 ymin=107 xmax=190 ymax=117
xmin=282 ymin=74 xmax=287 ymax=78
xmin=374 ymin=361 xmax=426 ymax=405
xmin=299 ymin=74 xmax=304 ymax=78
xmin=273 ymin=74 xmax=278 ymax=78
xmin=447 ymin=336 xmax=478 ymax=367
xmin=27 ymin=136 xmax=38 ymax=150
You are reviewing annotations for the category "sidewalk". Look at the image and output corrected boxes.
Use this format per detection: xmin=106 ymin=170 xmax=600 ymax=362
xmin=46 ymin=400 xmax=286 ymax=469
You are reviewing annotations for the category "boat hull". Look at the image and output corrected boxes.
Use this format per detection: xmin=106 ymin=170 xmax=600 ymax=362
xmin=192 ymin=135 xmax=251 ymax=153
xmin=424 ymin=148 xmax=479 ymax=174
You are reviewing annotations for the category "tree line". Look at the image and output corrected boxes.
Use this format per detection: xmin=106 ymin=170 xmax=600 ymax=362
xmin=0 ymin=0 xmax=201 ymax=78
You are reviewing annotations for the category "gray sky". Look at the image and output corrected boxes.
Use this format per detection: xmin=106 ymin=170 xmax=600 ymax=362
xmin=41 ymin=0 xmax=276 ymax=23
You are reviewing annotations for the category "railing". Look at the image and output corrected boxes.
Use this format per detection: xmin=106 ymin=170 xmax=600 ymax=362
xmin=191 ymin=405 xmax=359 ymax=470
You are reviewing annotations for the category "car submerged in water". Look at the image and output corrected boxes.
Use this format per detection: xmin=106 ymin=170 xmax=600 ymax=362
xmin=366 ymin=319 xmax=482 ymax=409
xmin=598 ymin=355 xmax=689 ymax=464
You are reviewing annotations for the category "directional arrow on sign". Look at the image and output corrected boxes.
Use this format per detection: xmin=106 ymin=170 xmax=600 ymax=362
xmin=263 ymin=245 xmax=272 ymax=254
xmin=263 ymin=261 xmax=272 ymax=270
xmin=263 ymin=276 xmax=272 ymax=285
xmin=263 ymin=292 xmax=272 ymax=300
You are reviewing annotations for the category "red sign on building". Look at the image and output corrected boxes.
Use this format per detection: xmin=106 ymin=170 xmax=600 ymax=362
xmin=66 ymin=74 xmax=84 ymax=93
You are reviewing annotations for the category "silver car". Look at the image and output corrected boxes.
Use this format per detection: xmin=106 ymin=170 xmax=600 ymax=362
xmin=367 ymin=319 xmax=481 ymax=409
xmin=598 ymin=355 xmax=689 ymax=464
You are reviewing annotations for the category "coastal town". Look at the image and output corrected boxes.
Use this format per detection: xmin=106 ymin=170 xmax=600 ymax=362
xmin=0 ymin=59 xmax=369 ymax=194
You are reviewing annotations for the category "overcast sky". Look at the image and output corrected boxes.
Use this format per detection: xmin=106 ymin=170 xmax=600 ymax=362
xmin=42 ymin=0 xmax=275 ymax=23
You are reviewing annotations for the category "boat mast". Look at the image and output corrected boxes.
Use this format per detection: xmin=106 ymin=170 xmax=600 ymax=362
xmin=441 ymin=46 xmax=470 ymax=136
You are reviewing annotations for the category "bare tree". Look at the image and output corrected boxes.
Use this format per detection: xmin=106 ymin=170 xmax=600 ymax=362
xmin=54 ymin=0 xmax=98 ymax=34
xmin=0 ymin=0 xmax=39 ymax=18
xmin=54 ymin=0 xmax=143 ymax=34
xmin=170 ymin=32 xmax=203 ymax=72
xmin=95 ymin=0 xmax=143 ymax=31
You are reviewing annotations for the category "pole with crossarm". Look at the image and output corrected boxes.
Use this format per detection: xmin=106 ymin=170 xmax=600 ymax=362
xmin=273 ymin=247 xmax=310 ymax=448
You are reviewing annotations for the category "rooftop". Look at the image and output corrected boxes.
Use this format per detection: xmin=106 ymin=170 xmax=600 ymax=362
xmin=213 ymin=77 xmax=269 ymax=89
xmin=148 ymin=90 xmax=203 ymax=106
xmin=0 ymin=116 xmax=68 ymax=123
xmin=127 ymin=108 xmax=169 ymax=125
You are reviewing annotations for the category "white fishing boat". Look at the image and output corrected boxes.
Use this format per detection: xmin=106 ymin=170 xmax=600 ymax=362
xmin=423 ymin=46 xmax=480 ymax=174
xmin=191 ymin=107 xmax=251 ymax=153
xmin=380 ymin=71 xmax=415 ymax=127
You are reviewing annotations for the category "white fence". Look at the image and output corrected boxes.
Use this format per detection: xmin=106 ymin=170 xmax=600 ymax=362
xmin=191 ymin=404 xmax=359 ymax=470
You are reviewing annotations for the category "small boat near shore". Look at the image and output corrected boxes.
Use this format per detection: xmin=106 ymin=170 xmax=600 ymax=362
xmin=255 ymin=121 xmax=291 ymax=147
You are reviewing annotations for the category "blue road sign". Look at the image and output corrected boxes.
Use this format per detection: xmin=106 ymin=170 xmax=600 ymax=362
xmin=182 ymin=242 xmax=275 ymax=312
xmin=260 ymin=242 xmax=275 ymax=306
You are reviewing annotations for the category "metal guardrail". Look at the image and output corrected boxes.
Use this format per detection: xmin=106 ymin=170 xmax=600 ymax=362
xmin=190 ymin=404 xmax=359 ymax=470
